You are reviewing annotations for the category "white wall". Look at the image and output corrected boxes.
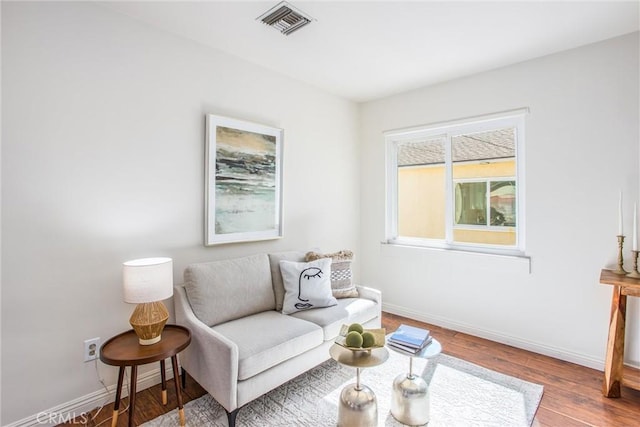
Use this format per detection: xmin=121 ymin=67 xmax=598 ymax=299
xmin=1 ymin=2 xmax=360 ymax=424
xmin=360 ymin=33 xmax=640 ymax=369
xmin=2 ymin=2 xmax=638 ymax=424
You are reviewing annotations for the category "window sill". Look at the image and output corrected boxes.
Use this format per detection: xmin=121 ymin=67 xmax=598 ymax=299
xmin=380 ymin=240 xmax=531 ymax=273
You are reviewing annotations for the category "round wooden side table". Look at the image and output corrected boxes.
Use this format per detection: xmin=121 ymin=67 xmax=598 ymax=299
xmin=329 ymin=344 xmax=389 ymax=427
xmin=100 ymin=325 xmax=191 ymax=427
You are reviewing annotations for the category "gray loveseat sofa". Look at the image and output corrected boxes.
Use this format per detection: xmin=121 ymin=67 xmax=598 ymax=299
xmin=173 ymin=251 xmax=382 ymax=426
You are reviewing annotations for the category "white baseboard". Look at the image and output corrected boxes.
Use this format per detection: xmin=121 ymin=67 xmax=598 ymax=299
xmin=382 ymin=302 xmax=610 ymax=371
xmin=5 ymin=365 xmax=175 ymax=427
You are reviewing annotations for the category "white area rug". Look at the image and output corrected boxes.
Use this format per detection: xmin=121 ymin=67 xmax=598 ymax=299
xmin=144 ymin=351 xmax=543 ymax=427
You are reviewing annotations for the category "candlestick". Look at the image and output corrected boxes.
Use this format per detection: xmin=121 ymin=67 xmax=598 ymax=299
xmin=614 ymin=235 xmax=628 ymax=275
xmin=627 ymin=250 xmax=640 ymax=278
xmin=619 ymin=191 xmax=623 ymax=236
xmin=634 ymin=203 xmax=637 ymax=251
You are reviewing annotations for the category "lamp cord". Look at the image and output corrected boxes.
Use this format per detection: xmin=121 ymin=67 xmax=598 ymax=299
xmin=80 ymin=357 xmax=130 ymax=426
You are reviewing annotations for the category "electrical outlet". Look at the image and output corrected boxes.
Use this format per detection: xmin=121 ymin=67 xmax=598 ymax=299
xmin=84 ymin=337 xmax=100 ymax=362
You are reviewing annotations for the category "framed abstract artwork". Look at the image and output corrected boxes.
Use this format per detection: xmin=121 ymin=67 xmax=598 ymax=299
xmin=205 ymin=114 xmax=283 ymax=245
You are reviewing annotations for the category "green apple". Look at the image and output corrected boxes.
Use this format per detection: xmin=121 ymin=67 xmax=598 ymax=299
xmin=345 ymin=331 xmax=363 ymax=348
xmin=348 ymin=323 xmax=364 ymax=334
xmin=361 ymin=331 xmax=375 ymax=348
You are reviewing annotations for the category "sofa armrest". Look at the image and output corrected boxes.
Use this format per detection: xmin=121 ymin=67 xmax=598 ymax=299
xmin=174 ymin=285 xmax=240 ymax=412
xmin=355 ymin=285 xmax=382 ymax=305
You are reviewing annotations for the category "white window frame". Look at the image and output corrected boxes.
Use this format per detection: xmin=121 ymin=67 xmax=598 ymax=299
xmin=385 ymin=109 xmax=527 ymax=256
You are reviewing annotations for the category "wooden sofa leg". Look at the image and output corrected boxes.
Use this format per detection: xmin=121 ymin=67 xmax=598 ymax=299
xmin=226 ymin=409 xmax=239 ymax=427
xmin=181 ymin=367 xmax=187 ymax=389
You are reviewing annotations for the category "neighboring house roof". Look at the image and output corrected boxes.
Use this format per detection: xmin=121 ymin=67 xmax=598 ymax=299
xmin=398 ymin=128 xmax=515 ymax=166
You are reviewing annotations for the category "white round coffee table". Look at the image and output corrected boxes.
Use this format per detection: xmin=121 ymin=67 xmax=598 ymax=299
xmin=388 ymin=337 xmax=442 ymax=426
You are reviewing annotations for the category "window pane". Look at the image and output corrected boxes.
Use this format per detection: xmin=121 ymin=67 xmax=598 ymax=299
xmin=490 ymin=181 xmax=516 ymax=226
xmin=397 ymin=138 xmax=445 ymax=239
xmin=455 ymin=182 xmax=487 ymax=225
xmin=451 ymin=128 xmax=516 ymax=246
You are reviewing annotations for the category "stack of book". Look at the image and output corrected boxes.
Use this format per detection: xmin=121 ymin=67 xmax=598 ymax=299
xmin=388 ymin=324 xmax=432 ymax=354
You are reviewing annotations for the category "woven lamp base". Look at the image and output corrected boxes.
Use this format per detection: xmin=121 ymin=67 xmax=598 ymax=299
xmin=130 ymin=301 xmax=169 ymax=345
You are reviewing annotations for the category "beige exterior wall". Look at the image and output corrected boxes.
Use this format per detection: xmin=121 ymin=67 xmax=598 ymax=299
xmin=453 ymin=228 xmax=515 ymax=245
xmin=398 ymin=159 xmax=516 ymax=245
xmin=452 ymin=160 xmax=515 ymax=179
xmin=398 ymin=165 xmax=446 ymax=239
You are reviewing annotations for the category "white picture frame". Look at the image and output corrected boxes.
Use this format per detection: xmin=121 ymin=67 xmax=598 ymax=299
xmin=205 ymin=114 xmax=283 ymax=245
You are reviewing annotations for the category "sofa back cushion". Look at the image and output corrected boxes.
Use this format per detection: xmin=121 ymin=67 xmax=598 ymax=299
xmin=268 ymin=251 xmax=306 ymax=311
xmin=184 ymin=254 xmax=275 ymax=326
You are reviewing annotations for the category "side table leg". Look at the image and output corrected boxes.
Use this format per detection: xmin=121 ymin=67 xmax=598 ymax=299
xmin=160 ymin=359 xmax=167 ymax=405
xmin=129 ymin=366 xmax=138 ymax=427
xmin=111 ymin=367 xmax=125 ymax=427
xmin=391 ymin=357 xmax=430 ymax=426
xmin=171 ymin=355 xmax=186 ymax=426
xmin=603 ymin=286 xmax=626 ymax=397
xmin=338 ymin=368 xmax=377 ymax=427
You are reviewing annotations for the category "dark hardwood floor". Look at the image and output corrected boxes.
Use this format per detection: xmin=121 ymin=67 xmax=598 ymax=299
xmin=383 ymin=313 xmax=640 ymax=427
xmin=62 ymin=312 xmax=640 ymax=426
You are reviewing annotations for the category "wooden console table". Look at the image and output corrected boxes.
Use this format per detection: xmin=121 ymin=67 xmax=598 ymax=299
xmin=600 ymin=269 xmax=640 ymax=397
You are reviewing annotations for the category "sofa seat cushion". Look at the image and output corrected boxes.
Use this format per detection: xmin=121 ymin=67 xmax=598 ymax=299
xmin=212 ymin=311 xmax=323 ymax=381
xmin=290 ymin=298 xmax=378 ymax=341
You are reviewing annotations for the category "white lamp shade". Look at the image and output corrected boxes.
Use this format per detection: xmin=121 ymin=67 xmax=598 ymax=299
xmin=123 ymin=257 xmax=173 ymax=304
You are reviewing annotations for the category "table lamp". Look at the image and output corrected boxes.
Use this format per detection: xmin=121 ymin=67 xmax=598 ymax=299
xmin=123 ymin=257 xmax=173 ymax=345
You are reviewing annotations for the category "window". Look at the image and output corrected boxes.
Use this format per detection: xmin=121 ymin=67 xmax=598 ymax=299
xmin=385 ymin=110 xmax=526 ymax=255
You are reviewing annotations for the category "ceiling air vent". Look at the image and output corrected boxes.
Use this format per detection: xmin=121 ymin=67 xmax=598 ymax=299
xmin=258 ymin=1 xmax=314 ymax=36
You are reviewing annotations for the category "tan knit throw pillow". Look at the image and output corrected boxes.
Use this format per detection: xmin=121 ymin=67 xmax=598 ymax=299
xmin=305 ymin=250 xmax=358 ymax=298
